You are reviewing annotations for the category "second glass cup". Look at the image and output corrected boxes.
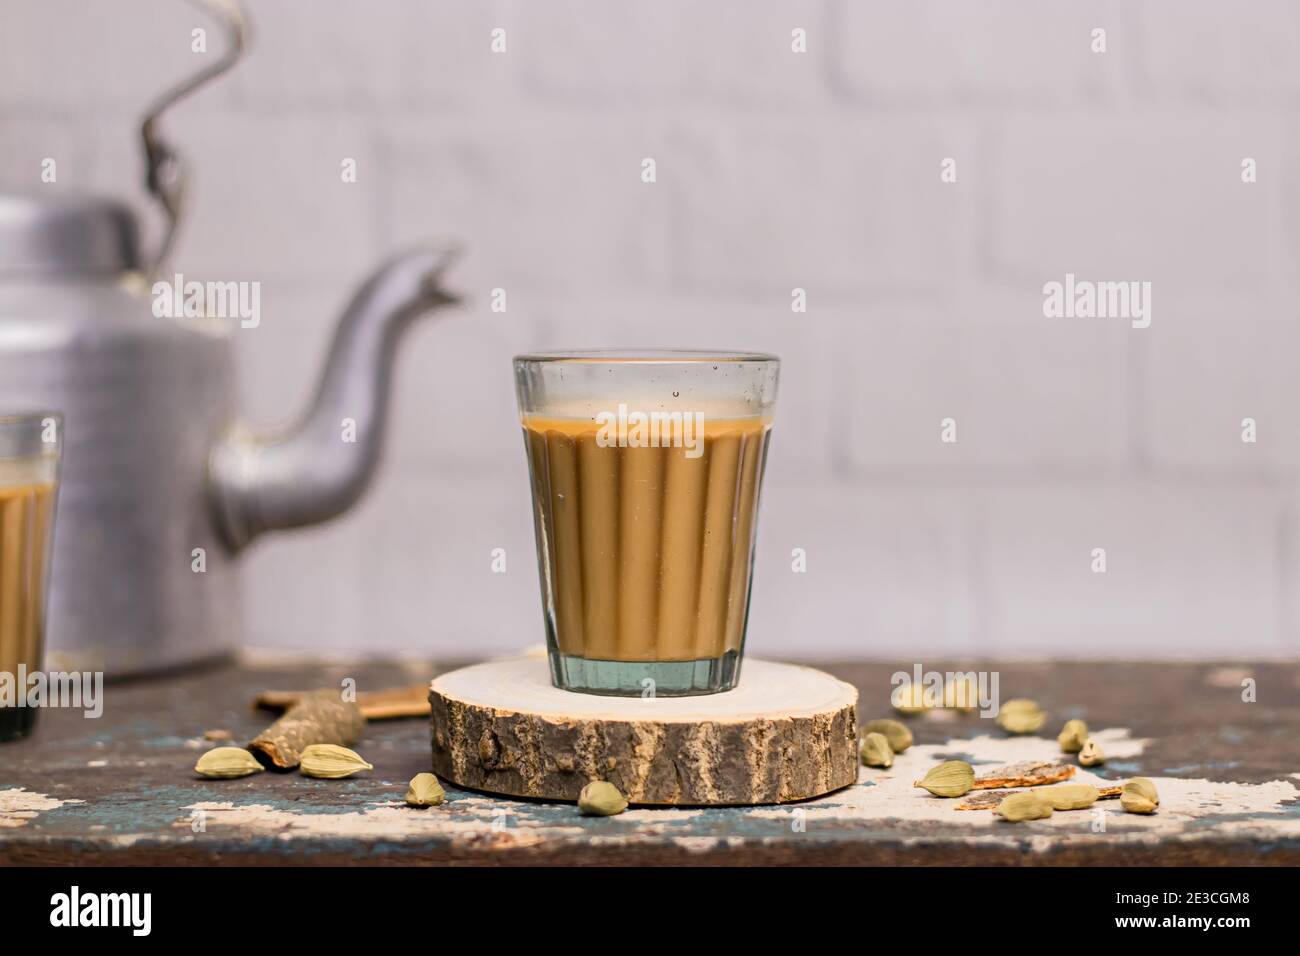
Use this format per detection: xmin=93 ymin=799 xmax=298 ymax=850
xmin=0 ymin=412 xmax=62 ymax=742
xmin=514 ymin=351 xmax=779 ymax=696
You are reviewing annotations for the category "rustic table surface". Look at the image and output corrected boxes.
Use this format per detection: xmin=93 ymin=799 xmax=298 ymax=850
xmin=1 ymin=657 xmax=1297 ymax=866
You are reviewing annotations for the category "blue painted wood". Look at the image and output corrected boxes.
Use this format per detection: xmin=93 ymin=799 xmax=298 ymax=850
xmin=1 ymin=660 xmax=1297 ymax=865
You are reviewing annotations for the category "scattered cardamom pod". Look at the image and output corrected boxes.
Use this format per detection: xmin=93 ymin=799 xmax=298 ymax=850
xmin=195 ymin=746 xmax=265 ymax=779
xmin=996 ymin=698 xmax=1046 ymax=735
xmin=1056 ymin=718 xmax=1089 ymax=754
xmin=995 ymin=791 xmax=1054 ymax=822
xmin=859 ymin=731 xmax=894 ymax=768
xmin=1078 ymin=738 xmax=1105 ymax=767
xmin=1039 ymin=783 xmax=1100 ymax=811
xmin=405 ymin=772 xmax=446 ymax=808
xmin=578 ymin=780 xmax=627 ymax=816
xmin=299 ymin=743 xmax=374 ymax=779
xmin=914 ymin=760 xmax=975 ymax=798
xmin=942 ymin=676 xmax=979 ymax=712
xmin=892 ymin=683 xmax=929 ymax=715
xmin=1121 ymin=777 xmax=1159 ymax=814
xmin=1124 ymin=777 xmax=1159 ymax=804
xmin=862 ymin=718 xmax=913 ymax=753
xmin=1121 ymin=792 xmax=1157 ymax=814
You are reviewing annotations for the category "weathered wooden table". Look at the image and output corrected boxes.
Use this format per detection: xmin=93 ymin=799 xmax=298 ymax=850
xmin=1 ymin=658 xmax=1297 ymax=865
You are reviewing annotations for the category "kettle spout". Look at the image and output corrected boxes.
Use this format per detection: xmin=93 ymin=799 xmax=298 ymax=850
xmin=209 ymin=246 xmax=461 ymax=551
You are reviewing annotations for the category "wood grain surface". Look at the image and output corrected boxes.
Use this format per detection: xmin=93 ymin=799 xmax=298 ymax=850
xmin=428 ymin=656 xmax=859 ymax=805
xmin=0 ymin=658 xmax=1297 ymax=866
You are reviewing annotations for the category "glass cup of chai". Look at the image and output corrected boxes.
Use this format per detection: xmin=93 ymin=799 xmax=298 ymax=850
xmin=514 ymin=351 xmax=778 ymax=696
xmin=0 ymin=412 xmax=62 ymax=742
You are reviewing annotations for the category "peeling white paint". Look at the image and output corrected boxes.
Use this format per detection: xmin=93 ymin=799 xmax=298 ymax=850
xmin=0 ymin=787 xmax=83 ymax=828
xmin=672 ymin=836 xmax=724 ymax=853
xmin=745 ymin=728 xmax=1299 ymax=849
xmin=178 ymin=800 xmax=586 ymax=843
xmin=146 ymin=727 xmax=1298 ymax=856
xmin=944 ymin=726 xmax=1150 ymax=764
xmin=103 ymin=833 xmax=147 ymax=848
xmin=1205 ymin=667 xmax=1252 ymax=689
xmin=620 ymin=807 xmax=705 ymax=824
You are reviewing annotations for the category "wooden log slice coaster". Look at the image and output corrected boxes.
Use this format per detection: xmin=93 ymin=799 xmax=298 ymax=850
xmin=428 ymin=656 xmax=859 ymax=806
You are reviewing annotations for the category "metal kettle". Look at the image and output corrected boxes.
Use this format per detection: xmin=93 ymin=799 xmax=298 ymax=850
xmin=0 ymin=4 xmax=460 ymax=674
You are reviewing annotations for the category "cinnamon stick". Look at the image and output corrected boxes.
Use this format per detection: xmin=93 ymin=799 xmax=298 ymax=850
xmin=254 ymin=684 xmax=430 ymax=720
xmin=971 ymin=760 xmax=1076 ymax=790
xmin=248 ymin=689 xmax=365 ymax=769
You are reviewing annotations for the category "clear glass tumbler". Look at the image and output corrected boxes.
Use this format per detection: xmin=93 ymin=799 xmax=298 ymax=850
xmin=0 ymin=413 xmax=62 ymax=742
xmin=514 ymin=350 xmax=779 ymax=696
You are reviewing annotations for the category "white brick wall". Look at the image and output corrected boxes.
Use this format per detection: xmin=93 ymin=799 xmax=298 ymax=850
xmin=1139 ymin=0 xmax=1300 ymax=103
xmin=987 ymin=113 xmax=1292 ymax=293
xmin=837 ymin=291 xmax=1132 ymax=475
xmin=380 ymin=118 xmax=675 ymax=295
xmin=673 ymin=116 xmax=979 ymax=295
xmin=981 ymin=482 xmax=1289 ymax=658
xmin=1 ymin=0 xmax=1296 ymax=659
xmin=832 ymin=0 xmax=1129 ymax=105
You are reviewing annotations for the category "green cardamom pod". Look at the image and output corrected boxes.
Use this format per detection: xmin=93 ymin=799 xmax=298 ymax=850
xmin=1121 ymin=777 xmax=1159 ymax=814
xmin=1120 ymin=792 xmax=1157 ymax=814
xmin=1040 ymin=783 xmax=1100 ymax=810
xmin=1000 ymin=698 xmax=1040 ymax=714
xmin=1057 ymin=719 xmax=1089 ymax=754
xmin=862 ymin=718 xmax=912 ymax=753
xmin=299 ymin=743 xmax=374 ymax=779
xmin=1124 ymin=777 xmax=1159 ymax=804
xmin=996 ymin=698 xmax=1046 ymax=735
xmin=995 ymin=791 xmax=1054 ymax=822
xmin=892 ymin=683 xmax=929 ymax=715
xmin=195 ymin=746 xmax=265 ymax=779
xmin=859 ymin=731 xmax=894 ymax=768
xmin=405 ymin=772 xmax=446 ymax=808
xmin=942 ymin=676 xmax=979 ymax=712
xmin=578 ymin=780 xmax=627 ymax=816
xmin=1078 ymin=738 xmax=1105 ymax=767
xmin=914 ymin=760 xmax=975 ymax=797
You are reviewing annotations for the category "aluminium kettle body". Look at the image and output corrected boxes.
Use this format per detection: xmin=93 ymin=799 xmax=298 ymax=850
xmin=0 ymin=1 xmax=460 ymax=675
xmin=0 ymin=196 xmax=238 ymax=673
xmin=0 ymin=194 xmax=458 ymax=675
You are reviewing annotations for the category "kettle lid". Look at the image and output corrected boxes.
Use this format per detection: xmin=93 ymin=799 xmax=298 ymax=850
xmin=0 ymin=194 xmax=140 ymax=277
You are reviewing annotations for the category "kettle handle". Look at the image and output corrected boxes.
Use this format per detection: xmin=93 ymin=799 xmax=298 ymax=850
xmin=140 ymin=0 xmax=248 ymax=279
